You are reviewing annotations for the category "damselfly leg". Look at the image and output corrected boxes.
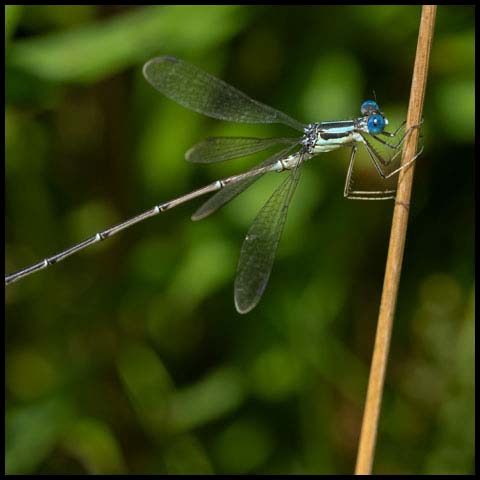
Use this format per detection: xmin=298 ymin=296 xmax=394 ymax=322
xmin=345 ymin=122 xmax=423 ymax=200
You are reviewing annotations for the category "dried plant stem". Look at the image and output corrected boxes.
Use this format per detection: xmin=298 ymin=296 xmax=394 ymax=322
xmin=354 ymin=5 xmax=437 ymax=475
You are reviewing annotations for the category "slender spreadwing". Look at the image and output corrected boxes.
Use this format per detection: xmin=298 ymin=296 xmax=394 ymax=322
xmin=5 ymin=56 xmax=421 ymax=313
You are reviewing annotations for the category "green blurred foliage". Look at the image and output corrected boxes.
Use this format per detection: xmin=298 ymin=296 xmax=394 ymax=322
xmin=5 ymin=5 xmax=474 ymax=474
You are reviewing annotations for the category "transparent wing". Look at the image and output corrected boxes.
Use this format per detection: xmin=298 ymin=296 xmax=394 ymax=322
xmin=143 ymin=56 xmax=305 ymax=132
xmin=234 ymin=162 xmax=302 ymax=314
xmin=186 ymin=136 xmax=298 ymax=163
xmin=192 ymin=143 xmax=299 ymax=221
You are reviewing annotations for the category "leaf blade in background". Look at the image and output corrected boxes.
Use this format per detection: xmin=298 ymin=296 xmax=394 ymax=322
xmin=7 ymin=5 xmax=248 ymax=83
xmin=6 ymin=398 xmax=74 ymax=474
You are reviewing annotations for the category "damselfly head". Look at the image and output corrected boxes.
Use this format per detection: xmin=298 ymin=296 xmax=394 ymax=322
xmin=367 ymin=114 xmax=387 ymax=134
xmin=360 ymin=101 xmax=388 ymax=134
xmin=360 ymin=100 xmax=380 ymax=116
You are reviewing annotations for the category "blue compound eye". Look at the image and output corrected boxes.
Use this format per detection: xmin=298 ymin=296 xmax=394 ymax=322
xmin=361 ymin=100 xmax=380 ymax=115
xmin=367 ymin=114 xmax=386 ymax=134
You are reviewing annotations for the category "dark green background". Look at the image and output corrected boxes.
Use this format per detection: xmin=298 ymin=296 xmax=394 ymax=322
xmin=5 ymin=5 xmax=474 ymax=474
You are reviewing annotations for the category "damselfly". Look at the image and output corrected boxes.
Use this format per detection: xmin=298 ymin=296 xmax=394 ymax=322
xmin=5 ymin=56 xmax=421 ymax=313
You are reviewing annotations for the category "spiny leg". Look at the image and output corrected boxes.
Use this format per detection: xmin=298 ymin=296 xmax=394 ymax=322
xmin=343 ymin=145 xmax=397 ymax=200
xmin=363 ymin=141 xmax=424 ymax=180
xmin=372 ymin=121 xmax=423 ymax=158
xmin=379 ymin=120 xmax=406 ymax=139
